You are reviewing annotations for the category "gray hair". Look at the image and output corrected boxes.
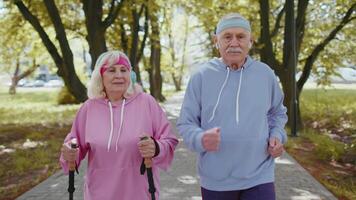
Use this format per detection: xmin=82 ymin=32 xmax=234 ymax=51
xmin=87 ymin=50 xmax=135 ymax=99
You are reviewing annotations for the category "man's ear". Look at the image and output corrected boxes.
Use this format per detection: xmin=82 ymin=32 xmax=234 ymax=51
xmin=248 ymin=41 xmax=252 ymax=48
xmin=215 ymin=43 xmax=220 ymax=49
xmin=213 ymin=35 xmax=219 ymax=49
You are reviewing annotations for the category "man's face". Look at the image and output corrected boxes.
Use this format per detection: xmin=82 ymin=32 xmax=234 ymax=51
xmin=215 ymin=27 xmax=252 ymax=67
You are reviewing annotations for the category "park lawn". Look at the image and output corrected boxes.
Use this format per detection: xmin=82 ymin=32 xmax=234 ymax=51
xmin=286 ymin=89 xmax=356 ymax=200
xmin=0 ymin=87 xmax=79 ymax=200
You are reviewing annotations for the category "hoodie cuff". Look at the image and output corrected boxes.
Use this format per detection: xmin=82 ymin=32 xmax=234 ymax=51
xmin=151 ymin=136 xmax=160 ymax=158
xmin=270 ymin=132 xmax=283 ymax=144
xmin=195 ymin=131 xmax=206 ymax=153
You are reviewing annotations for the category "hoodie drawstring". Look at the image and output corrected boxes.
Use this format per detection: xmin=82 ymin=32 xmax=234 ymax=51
xmin=115 ymin=99 xmax=126 ymax=152
xmin=107 ymin=102 xmax=114 ymax=152
xmin=208 ymin=66 xmax=244 ymax=126
xmin=208 ymin=67 xmax=230 ymax=122
xmin=107 ymin=99 xmax=126 ymax=152
xmin=235 ymin=67 xmax=244 ymax=125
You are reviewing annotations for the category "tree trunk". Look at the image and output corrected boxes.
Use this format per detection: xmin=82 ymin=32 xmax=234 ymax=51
xmin=9 ymin=58 xmax=20 ymax=95
xmin=82 ymin=0 xmax=107 ymax=71
xmin=9 ymin=58 xmax=38 ymax=95
xmin=82 ymin=0 xmax=125 ymax=71
xmin=148 ymin=10 xmax=165 ymax=101
xmin=128 ymin=4 xmax=147 ymax=84
xmin=44 ymin=0 xmax=88 ymax=102
xmin=171 ymin=73 xmax=182 ymax=91
xmin=259 ymin=0 xmax=301 ymax=129
xmin=283 ymin=0 xmax=299 ymax=134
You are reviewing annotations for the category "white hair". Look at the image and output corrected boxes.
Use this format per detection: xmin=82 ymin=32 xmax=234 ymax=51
xmin=87 ymin=50 xmax=135 ymax=99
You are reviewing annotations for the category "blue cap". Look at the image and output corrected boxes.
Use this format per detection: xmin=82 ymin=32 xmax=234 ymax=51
xmin=216 ymin=14 xmax=251 ymax=34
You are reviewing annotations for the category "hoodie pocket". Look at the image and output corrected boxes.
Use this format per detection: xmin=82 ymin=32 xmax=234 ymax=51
xmin=86 ymin=166 xmax=150 ymax=199
xmin=198 ymin=149 xmax=234 ymax=181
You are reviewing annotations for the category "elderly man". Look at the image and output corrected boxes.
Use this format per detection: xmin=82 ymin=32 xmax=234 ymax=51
xmin=177 ymin=13 xmax=288 ymax=200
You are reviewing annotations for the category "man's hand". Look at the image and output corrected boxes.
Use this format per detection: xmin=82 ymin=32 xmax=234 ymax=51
xmin=268 ymin=137 xmax=284 ymax=158
xmin=202 ymin=127 xmax=220 ymax=152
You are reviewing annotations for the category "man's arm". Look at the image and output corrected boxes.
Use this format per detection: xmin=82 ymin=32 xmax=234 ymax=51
xmin=176 ymin=73 xmax=207 ymax=153
xmin=268 ymin=75 xmax=288 ymax=144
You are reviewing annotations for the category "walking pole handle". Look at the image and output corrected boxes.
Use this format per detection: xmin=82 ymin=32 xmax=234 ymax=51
xmin=140 ymin=136 xmax=153 ymax=167
xmin=69 ymin=138 xmax=78 ymax=171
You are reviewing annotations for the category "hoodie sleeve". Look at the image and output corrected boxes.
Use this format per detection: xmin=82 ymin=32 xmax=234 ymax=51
xmin=176 ymin=73 xmax=206 ymax=153
xmin=59 ymin=102 xmax=89 ymax=174
xmin=267 ymin=75 xmax=288 ymax=144
xmin=148 ymin=96 xmax=179 ymax=171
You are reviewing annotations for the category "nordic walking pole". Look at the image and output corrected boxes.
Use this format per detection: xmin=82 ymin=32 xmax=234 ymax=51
xmin=140 ymin=136 xmax=156 ymax=200
xmin=68 ymin=138 xmax=78 ymax=200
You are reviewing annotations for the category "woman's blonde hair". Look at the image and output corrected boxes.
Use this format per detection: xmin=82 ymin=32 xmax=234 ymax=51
xmin=87 ymin=50 xmax=135 ymax=99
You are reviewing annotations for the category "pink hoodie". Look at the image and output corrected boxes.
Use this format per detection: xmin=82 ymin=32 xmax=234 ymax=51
xmin=60 ymin=92 xmax=178 ymax=200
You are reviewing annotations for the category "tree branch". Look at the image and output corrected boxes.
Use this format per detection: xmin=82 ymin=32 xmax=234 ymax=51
xmin=270 ymin=5 xmax=285 ymax=38
xmin=14 ymin=1 xmax=64 ymax=71
xmin=297 ymin=3 xmax=356 ymax=91
xmin=102 ymin=0 xmax=125 ymax=29
xmin=43 ymin=0 xmax=74 ymax=77
xmin=295 ymin=0 xmax=309 ymax=56
xmin=258 ymin=0 xmax=281 ymax=74
xmin=137 ymin=5 xmax=149 ymax=63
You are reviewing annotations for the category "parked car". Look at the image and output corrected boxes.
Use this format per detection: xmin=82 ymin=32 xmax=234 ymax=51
xmin=23 ymin=80 xmax=45 ymax=87
xmin=44 ymin=79 xmax=64 ymax=87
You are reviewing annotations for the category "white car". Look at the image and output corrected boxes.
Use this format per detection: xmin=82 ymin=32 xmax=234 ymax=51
xmin=44 ymin=79 xmax=64 ymax=87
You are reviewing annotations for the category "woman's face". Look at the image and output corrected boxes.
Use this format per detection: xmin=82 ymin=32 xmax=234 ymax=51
xmin=102 ymin=64 xmax=130 ymax=97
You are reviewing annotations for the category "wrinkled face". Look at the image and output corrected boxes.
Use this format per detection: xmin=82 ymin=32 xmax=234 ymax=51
xmin=102 ymin=64 xmax=130 ymax=96
xmin=215 ymin=27 xmax=252 ymax=67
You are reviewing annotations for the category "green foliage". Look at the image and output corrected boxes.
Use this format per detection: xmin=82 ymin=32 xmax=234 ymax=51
xmin=57 ymin=86 xmax=80 ymax=105
xmin=0 ymin=2 xmax=52 ymax=74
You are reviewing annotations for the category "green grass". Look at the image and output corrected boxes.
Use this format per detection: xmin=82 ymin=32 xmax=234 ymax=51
xmin=286 ymin=89 xmax=356 ymax=199
xmin=0 ymin=87 xmax=80 ymax=199
xmin=300 ymin=89 xmax=356 ymax=136
xmin=0 ymin=88 xmax=79 ymax=125
xmin=286 ymin=128 xmax=356 ymax=199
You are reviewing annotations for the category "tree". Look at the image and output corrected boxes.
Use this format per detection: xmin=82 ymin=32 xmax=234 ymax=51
xmin=111 ymin=0 xmax=149 ymax=84
xmin=0 ymin=8 xmax=47 ymax=94
xmin=161 ymin=4 xmax=190 ymax=91
xmin=10 ymin=0 xmax=126 ymax=102
xmin=82 ymin=0 xmax=125 ymax=71
xmin=147 ymin=1 xmax=165 ymax=101
xmin=258 ymin=0 xmax=356 ymax=128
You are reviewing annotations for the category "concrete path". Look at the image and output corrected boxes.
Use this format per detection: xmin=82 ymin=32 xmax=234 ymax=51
xmin=16 ymin=92 xmax=337 ymax=200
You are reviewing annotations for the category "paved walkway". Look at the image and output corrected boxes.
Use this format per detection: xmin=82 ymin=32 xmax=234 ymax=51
xmin=16 ymin=92 xmax=337 ymax=200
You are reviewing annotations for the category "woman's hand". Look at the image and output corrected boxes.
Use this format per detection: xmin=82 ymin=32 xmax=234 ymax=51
xmin=61 ymin=143 xmax=78 ymax=162
xmin=137 ymin=135 xmax=156 ymax=158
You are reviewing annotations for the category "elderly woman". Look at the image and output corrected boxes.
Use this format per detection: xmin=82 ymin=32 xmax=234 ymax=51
xmin=60 ymin=50 xmax=178 ymax=200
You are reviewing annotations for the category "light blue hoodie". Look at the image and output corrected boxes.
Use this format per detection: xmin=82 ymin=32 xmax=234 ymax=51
xmin=177 ymin=56 xmax=288 ymax=191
